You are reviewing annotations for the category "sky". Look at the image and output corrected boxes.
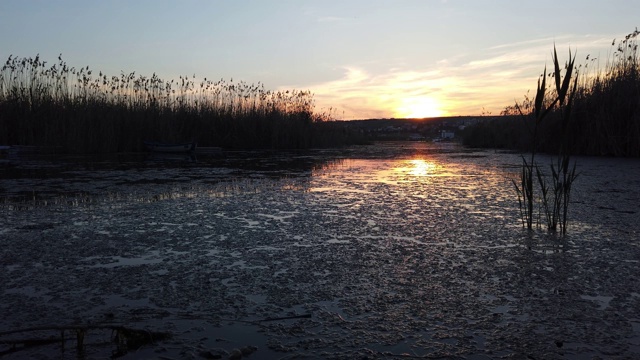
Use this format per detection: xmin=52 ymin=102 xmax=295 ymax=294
xmin=1 ymin=0 xmax=638 ymax=120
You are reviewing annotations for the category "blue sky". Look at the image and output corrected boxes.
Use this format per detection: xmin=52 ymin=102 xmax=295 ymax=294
xmin=1 ymin=0 xmax=638 ymax=119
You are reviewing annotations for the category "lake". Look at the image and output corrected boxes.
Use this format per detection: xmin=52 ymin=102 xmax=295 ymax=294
xmin=1 ymin=142 xmax=639 ymax=359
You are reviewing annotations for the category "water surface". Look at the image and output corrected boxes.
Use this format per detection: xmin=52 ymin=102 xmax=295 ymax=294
xmin=1 ymin=142 xmax=639 ymax=359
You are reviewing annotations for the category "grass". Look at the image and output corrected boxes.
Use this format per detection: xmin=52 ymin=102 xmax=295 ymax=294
xmin=463 ymin=29 xmax=640 ymax=157
xmin=0 ymin=54 xmax=354 ymax=153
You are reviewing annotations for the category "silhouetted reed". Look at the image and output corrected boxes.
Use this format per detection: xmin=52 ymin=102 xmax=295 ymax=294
xmin=569 ymin=29 xmax=640 ymax=156
xmin=464 ymin=29 xmax=640 ymax=157
xmin=464 ymin=29 xmax=640 ymax=236
xmin=0 ymin=54 xmax=345 ymax=153
xmin=508 ymin=45 xmax=579 ymax=235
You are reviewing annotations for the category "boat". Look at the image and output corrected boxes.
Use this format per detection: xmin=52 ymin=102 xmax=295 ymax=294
xmin=144 ymin=141 xmax=197 ymax=153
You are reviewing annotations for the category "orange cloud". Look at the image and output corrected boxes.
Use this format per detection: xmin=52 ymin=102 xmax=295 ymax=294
xmin=285 ymin=34 xmax=618 ymax=119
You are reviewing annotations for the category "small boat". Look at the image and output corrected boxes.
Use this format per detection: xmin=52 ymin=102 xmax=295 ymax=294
xmin=144 ymin=141 xmax=197 ymax=153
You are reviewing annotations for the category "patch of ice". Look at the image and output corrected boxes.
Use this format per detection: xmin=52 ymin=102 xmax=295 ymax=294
xmin=326 ymin=238 xmax=350 ymax=244
xmin=84 ymin=252 xmax=163 ymax=268
xmin=581 ymin=295 xmax=614 ymax=310
xmin=491 ymin=305 xmax=511 ymax=314
xmin=254 ymin=245 xmax=286 ymax=251
xmin=274 ymin=268 xmax=288 ymax=276
xmin=257 ymin=213 xmax=295 ymax=223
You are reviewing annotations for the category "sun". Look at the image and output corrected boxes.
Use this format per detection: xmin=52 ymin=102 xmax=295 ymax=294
xmin=395 ymin=96 xmax=444 ymax=118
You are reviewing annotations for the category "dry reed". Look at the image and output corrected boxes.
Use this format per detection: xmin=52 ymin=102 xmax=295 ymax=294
xmin=463 ymin=29 xmax=640 ymax=157
xmin=0 ymin=54 xmax=343 ymax=153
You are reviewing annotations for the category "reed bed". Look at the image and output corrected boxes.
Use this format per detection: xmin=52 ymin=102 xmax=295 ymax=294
xmin=464 ymin=29 xmax=640 ymax=157
xmin=0 ymin=54 xmax=346 ymax=153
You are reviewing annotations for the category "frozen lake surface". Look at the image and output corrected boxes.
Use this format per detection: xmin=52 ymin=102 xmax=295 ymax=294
xmin=1 ymin=142 xmax=639 ymax=359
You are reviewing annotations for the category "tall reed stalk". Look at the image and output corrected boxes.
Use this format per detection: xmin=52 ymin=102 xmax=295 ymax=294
xmin=512 ymin=46 xmax=579 ymax=235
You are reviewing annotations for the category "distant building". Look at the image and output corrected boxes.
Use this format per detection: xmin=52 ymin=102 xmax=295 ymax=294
xmin=441 ymin=130 xmax=455 ymax=139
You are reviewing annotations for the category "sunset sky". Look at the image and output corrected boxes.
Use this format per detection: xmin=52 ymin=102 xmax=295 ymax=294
xmin=1 ymin=0 xmax=637 ymax=119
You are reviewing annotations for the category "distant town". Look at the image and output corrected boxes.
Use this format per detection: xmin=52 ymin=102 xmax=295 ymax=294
xmin=341 ymin=116 xmax=501 ymax=142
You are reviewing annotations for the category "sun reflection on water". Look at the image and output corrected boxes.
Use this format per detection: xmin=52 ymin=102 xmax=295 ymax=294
xmin=309 ymin=156 xmax=452 ymax=192
xmin=384 ymin=158 xmax=445 ymax=182
xmin=404 ymin=159 xmax=440 ymax=177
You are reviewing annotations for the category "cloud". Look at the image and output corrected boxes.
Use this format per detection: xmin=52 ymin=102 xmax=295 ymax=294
xmin=302 ymin=57 xmax=537 ymax=119
xmin=289 ymin=33 xmax=620 ymax=119
xmin=490 ymin=33 xmax=616 ymax=53
xmin=488 ymin=36 xmax=567 ymax=51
